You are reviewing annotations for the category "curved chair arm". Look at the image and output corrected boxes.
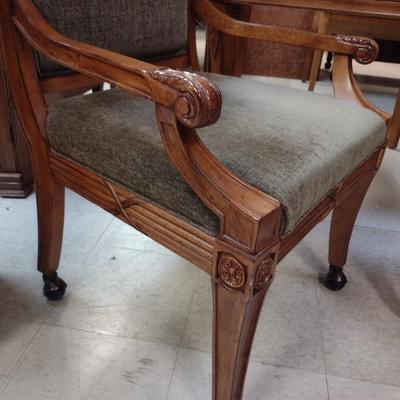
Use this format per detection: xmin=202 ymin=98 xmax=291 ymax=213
xmin=332 ymin=54 xmax=392 ymax=124
xmin=193 ymin=0 xmax=379 ymax=65
xmin=8 ymin=0 xmax=282 ymax=252
xmin=194 ymin=0 xmax=389 ymax=121
xmin=13 ymin=0 xmax=222 ymax=129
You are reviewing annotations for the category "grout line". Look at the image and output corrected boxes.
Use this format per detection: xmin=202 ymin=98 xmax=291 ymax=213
xmin=320 ymin=217 xmax=400 ymax=236
xmin=314 ymin=279 xmax=331 ymax=400
xmin=89 ymin=244 xmax=178 ymax=258
xmin=177 ymin=343 xmax=331 ymax=378
xmin=92 ymin=216 xmax=115 ymax=246
xmin=255 ymin=359 xmax=328 ymax=378
xmin=311 ymin=275 xmax=400 ymax=393
xmin=164 ymin=347 xmax=182 ymax=400
xmin=353 ymin=222 xmax=400 ymax=235
xmin=0 ymin=322 xmax=44 ymax=394
xmin=38 ymin=320 xmax=179 ymax=350
xmin=164 ymin=269 xmax=201 ymax=400
xmin=326 ymin=372 xmax=400 ymax=390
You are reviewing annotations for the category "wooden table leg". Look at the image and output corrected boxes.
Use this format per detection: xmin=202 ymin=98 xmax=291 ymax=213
xmin=308 ymin=11 xmax=329 ymax=91
xmin=0 ymin=53 xmax=33 ymax=198
xmin=205 ymin=4 xmax=251 ymax=76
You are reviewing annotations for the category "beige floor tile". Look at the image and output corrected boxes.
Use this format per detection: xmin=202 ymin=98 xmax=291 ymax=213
xmin=318 ymin=263 xmax=400 ymax=386
xmin=182 ymin=270 xmax=326 ymax=373
xmin=1 ymin=325 xmax=177 ymax=400
xmin=64 ymin=189 xmax=104 ymax=213
xmin=167 ymin=349 xmax=212 ymax=400
xmin=0 ymin=193 xmax=113 ymax=246
xmin=328 ymin=375 xmax=400 ymax=400
xmin=63 ymin=208 xmax=113 ymax=246
xmin=340 ymin=224 xmax=400 ymax=276
xmin=0 ymin=229 xmax=36 ymax=270
xmin=0 ymin=318 xmax=41 ymax=379
xmin=0 ymin=240 xmax=95 ymax=322
xmin=356 ymin=149 xmax=400 ymax=232
xmin=0 ymin=198 xmax=24 ymax=227
xmin=0 ymin=202 xmax=37 ymax=237
xmin=180 ymin=272 xmax=212 ymax=354
xmin=81 ymin=247 xmax=199 ymax=346
xmin=167 ymin=348 xmax=329 ymax=400
xmin=363 ymin=89 xmax=398 ymax=114
xmin=278 ymin=222 xmax=329 ymax=279
xmin=1 ymin=244 xmax=198 ymax=348
xmin=96 ymin=217 xmax=174 ymax=255
xmin=251 ymin=272 xmax=325 ymax=372
xmin=244 ymin=362 xmax=328 ymax=400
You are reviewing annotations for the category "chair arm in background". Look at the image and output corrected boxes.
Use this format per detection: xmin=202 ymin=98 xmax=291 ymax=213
xmin=194 ymin=0 xmax=390 ymax=122
xmin=193 ymin=0 xmax=379 ymax=65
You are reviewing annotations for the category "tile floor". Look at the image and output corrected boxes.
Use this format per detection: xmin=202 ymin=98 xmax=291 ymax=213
xmin=0 ymin=59 xmax=399 ymax=400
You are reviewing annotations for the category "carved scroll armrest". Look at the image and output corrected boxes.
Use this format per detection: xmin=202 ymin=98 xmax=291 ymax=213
xmin=12 ymin=0 xmax=222 ymax=129
xmin=194 ymin=0 xmax=379 ymax=64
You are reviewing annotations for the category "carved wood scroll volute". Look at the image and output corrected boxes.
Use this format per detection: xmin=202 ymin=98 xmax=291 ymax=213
xmin=148 ymin=68 xmax=222 ymax=129
xmin=336 ymin=35 xmax=379 ymax=65
xmin=218 ymin=255 xmax=246 ymax=290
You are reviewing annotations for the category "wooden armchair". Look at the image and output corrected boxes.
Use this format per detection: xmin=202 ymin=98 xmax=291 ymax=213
xmin=0 ymin=0 xmax=389 ymax=399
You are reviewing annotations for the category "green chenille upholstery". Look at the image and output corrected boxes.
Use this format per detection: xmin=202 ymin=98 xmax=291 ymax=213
xmin=32 ymin=0 xmax=188 ymax=77
xmin=47 ymin=74 xmax=386 ymax=235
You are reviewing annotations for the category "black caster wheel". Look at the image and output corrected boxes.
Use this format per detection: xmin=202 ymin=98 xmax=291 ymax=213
xmin=322 ymin=265 xmax=347 ymax=291
xmin=43 ymin=272 xmax=67 ymax=301
xmin=325 ymin=52 xmax=333 ymax=70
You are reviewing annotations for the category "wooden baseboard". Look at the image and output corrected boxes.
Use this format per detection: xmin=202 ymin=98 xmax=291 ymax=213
xmin=0 ymin=172 xmax=33 ymax=198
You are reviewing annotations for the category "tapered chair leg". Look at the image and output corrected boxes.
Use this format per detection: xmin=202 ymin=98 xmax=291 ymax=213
xmin=212 ymin=254 xmax=276 ymax=399
xmin=324 ymin=172 xmax=376 ymax=291
xmin=36 ymin=178 xmax=66 ymax=300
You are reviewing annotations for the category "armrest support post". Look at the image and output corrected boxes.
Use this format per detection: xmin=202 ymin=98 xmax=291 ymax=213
xmin=332 ymin=54 xmax=391 ymax=122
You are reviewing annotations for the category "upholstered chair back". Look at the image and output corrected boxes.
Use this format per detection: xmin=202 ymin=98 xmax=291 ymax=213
xmin=32 ymin=0 xmax=188 ymax=77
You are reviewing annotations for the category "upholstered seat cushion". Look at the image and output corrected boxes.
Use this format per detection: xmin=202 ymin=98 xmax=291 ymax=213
xmin=47 ymin=74 xmax=386 ymax=235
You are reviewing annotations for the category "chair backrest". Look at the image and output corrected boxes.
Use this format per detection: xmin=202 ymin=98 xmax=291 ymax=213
xmin=32 ymin=0 xmax=189 ymax=78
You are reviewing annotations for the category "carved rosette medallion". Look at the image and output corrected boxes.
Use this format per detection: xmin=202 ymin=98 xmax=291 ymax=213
xmin=218 ymin=255 xmax=246 ymax=290
xmin=254 ymin=258 xmax=275 ymax=293
xmin=336 ymin=35 xmax=378 ymax=65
